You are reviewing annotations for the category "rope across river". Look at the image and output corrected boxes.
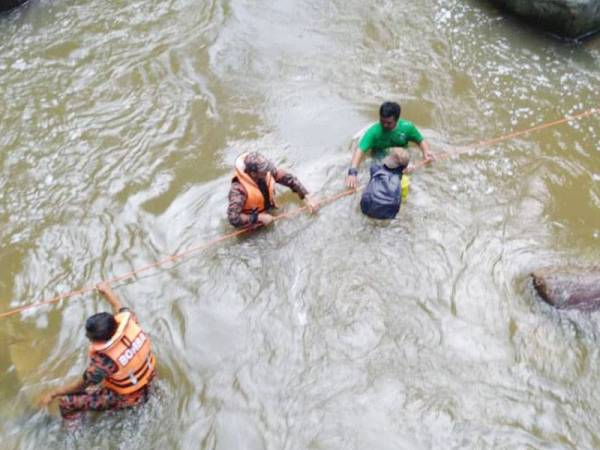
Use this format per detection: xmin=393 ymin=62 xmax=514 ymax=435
xmin=0 ymin=107 xmax=597 ymax=320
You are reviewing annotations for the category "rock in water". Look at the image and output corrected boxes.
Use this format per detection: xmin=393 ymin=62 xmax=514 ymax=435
xmin=532 ymin=268 xmax=600 ymax=311
xmin=487 ymin=0 xmax=600 ymax=39
xmin=0 ymin=0 xmax=28 ymax=12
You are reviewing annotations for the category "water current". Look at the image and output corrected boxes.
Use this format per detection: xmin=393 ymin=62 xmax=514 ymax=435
xmin=1 ymin=0 xmax=599 ymax=448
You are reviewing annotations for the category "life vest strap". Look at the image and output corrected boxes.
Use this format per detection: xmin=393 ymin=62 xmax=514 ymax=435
xmin=107 ymin=354 xmax=154 ymax=387
xmin=121 ymin=335 xmax=133 ymax=348
xmin=128 ymin=370 xmax=138 ymax=386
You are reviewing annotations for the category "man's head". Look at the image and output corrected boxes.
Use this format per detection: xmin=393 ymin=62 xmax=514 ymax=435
xmin=244 ymin=152 xmax=275 ymax=181
xmin=85 ymin=312 xmax=118 ymax=342
xmin=379 ymin=101 xmax=401 ymax=131
xmin=382 ymin=147 xmax=409 ymax=170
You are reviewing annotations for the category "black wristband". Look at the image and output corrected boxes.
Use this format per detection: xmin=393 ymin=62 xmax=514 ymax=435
xmin=347 ymin=168 xmax=358 ymax=176
xmin=249 ymin=210 xmax=259 ymax=224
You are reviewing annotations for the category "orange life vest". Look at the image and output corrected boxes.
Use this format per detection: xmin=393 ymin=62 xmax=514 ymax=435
xmin=233 ymin=153 xmax=277 ymax=213
xmin=89 ymin=311 xmax=156 ymax=395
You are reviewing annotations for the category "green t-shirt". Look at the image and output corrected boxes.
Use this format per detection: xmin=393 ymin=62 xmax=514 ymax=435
xmin=358 ymin=120 xmax=424 ymax=159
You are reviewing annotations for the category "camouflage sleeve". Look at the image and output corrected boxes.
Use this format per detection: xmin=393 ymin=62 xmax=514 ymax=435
xmin=273 ymin=168 xmax=308 ymax=199
xmin=227 ymin=181 xmax=250 ymax=227
xmin=82 ymin=353 xmax=118 ymax=387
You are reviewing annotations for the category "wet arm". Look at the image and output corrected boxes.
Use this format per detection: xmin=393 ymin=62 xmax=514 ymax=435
xmin=39 ymin=343 xmax=115 ymax=408
xmin=96 ymin=283 xmax=123 ymax=314
xmin=350 ymin=148 xmax=366 ymax=171
xmin=345 ymin=148 xmax=366 ymax=188
xmin=273 ymin=169 xmax=308 ymax=199
xmin=50 ymin=378 xmax=86 ymax=398
xmin=39 ymin=377 xmax=85 ymax=407
xmin=227 ymin=182 xmax=253 ymax=227
xmin=417 ymin=139 xmax=433 ymax=161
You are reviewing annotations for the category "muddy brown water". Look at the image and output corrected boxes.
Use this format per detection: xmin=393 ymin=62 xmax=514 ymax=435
xmin=1 ymin=0 xmax=599 ymax=448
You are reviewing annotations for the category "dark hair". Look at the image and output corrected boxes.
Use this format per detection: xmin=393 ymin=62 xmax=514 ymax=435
xmin=379 ymin=102 xmax=401 ymax=120
xmin=85 ymin=312 xmax=118 ymax=341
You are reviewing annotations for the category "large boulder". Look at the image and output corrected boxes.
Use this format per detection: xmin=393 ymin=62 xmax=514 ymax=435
xmin=488 ymin=0 xmax=600 ymax=38
xmin=0 ymin=0 xmax=28 ymax=12
xmin=532 ymin=268 xmax=600 ymax=311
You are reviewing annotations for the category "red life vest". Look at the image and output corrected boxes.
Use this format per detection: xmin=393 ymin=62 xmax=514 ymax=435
xmin=89 ymin=311 xmax=155 ymax=395
xmin=233 ymin=153 xmax=277 ymax=213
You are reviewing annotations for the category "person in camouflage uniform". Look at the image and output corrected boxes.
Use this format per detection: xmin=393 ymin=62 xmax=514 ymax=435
xmin=38 ymin=282 xmax=155 ymax=422
xmin=228 ymin=151 xmax=319 ymax=227
xmin=56 ymin=350 xmax=153 ymax=420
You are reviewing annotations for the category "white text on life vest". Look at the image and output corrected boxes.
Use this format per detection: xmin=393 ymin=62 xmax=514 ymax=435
xmin=117 ymin=331 xmax=146 ymax=366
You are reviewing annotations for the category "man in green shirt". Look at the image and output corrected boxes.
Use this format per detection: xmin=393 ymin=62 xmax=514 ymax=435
xmin=345 ymin=101 xmax=433 ymax=188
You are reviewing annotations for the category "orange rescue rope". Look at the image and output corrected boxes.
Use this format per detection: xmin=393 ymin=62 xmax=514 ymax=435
xmin=405 ymin=107 xmax=598 ymax=173
xmin=0 ymin=107 xmax=597 ymax=320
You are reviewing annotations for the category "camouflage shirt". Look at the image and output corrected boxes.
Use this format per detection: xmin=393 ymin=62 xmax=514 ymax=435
xmin=228 ymin=164 xmax=309 ymax=228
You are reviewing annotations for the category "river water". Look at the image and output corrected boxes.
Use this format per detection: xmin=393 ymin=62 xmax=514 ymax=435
xmin=1 ymin=0 xmax=599 ymax=448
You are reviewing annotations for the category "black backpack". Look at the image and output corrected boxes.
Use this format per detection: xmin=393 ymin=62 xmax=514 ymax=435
xmin=360 ymin=164 xmax=403 ymax=219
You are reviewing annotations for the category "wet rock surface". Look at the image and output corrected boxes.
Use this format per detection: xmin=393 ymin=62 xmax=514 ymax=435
xmin=488 ymin=0 xmax=600 ymax=38
xmin=0 ymin=0 xmax=28 ymax=12
xmin=532 ymin=268 xmax=600 ymax=311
